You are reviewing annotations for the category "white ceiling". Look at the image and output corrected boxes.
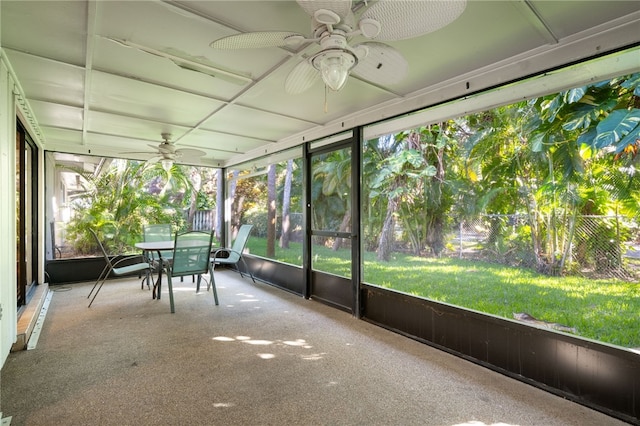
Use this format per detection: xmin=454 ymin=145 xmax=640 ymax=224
xmin=2 ymin=1 xmax=639 ymax=167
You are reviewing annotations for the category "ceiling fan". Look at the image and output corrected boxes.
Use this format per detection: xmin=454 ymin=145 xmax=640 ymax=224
xmin=210 ymin=0 xmax=467 ymax=94
xmin=123 ymin=133 xmax=206 ymax=169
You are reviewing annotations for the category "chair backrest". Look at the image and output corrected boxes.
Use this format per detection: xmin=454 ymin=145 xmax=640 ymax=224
xmin=89 ymin=229 xmax=113 ymax=268
xmin=143 ymin=224 xmax=172 ymax=242
xmin=228 ymin=224 xmax=253 ymax=262
xmin=144 ymin=224 xmax=173 ymax=259
xmin=170 ymin=230 xmax=214 ymax=277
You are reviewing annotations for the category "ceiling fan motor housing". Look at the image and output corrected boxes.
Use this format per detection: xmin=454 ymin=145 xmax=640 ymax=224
xmin=312 ymin=33 xmax=358 ymax=69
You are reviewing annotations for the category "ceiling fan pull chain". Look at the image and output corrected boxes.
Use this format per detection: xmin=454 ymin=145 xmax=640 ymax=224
xmin=324 ymin=84 xmax=329 ymax=114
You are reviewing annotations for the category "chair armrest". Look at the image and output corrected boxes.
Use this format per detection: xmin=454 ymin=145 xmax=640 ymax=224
xmin=211 ymin=248 xmax=243 ymax=262
xmin=211 ymin=248 xmax=232 ymax=258
xmin=111 ymin=254 xmax=148 ymax=268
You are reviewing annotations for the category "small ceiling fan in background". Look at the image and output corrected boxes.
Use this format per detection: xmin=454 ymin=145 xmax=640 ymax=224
xmin=210 ymin=0 xmax=467 ymax=94
xmin=123 ymin=133 xmax=206 ymax=170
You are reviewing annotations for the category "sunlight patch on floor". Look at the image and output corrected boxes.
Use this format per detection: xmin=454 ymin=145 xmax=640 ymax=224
xmin=301 ymin=353 xmax=326 ymax=361
xmin=212 ymin=402 xmax=235 ymax=408
xmin=283 ymin=339 xmax=312 ymax=348
xmin=211 ymin=335 xmax=322 ymax=359
xmin=212 ymin=336 xmax=235 ymax=341
xmin=243 ymin=339 xmax=273 ymax=345
xmin=257 ymin=353 xmax=275 ymax=359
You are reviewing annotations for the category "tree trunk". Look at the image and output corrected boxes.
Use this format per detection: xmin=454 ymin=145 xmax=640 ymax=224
xmin=425 ymin=214 xmax=445 ymax=257
xmin=377 ymin=196 xmax=397 ymax=261
xmin=229 ymin=170 xmax=240 ymax=237
xmin=428 ymin=144 xmax=447 ymax=256
xmin=332 ymin=210 xmax=351 ymax=251
xmin=215 ymin=169 xmax=224 ymax=242
xmin=187 ymin=169 xmax=202 ymax=230
xmin=280 ymin=159 xmax=293 ymax=249
xmin=267 ymin=164 xmax=277 ymax=258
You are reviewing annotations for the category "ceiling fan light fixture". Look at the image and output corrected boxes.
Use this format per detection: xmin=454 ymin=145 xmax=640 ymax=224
xmin=313 ymin=49 xmax=356 ymax=92
xmin=161 ymin=159 xmax=173 ymax=172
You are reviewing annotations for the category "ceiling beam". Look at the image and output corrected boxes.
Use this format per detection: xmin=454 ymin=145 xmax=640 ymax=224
xmin=514 ymin=0 xmax=559 ymax=44
xmin=82 ymin=0 xmax=98 ymax=146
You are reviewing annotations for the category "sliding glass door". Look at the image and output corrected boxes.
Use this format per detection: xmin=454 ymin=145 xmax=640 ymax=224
xmin=16 ymin=121 xmax=38 ymax=306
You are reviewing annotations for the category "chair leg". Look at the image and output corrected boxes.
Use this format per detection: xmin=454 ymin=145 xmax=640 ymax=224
xmin=87 ymin=264 xmax=111 ymax=300
xmin=239 ymin=257 xmax=256 ymax=283
xmin=87 ymin=264 xmax=114 ymax=307
xmin=210 ymin=270 xmax=219 ymax=305
xmin=88 ymin=273 xmax=109 ymax=308
xmin=167 ymin=273 xmax=175 ymax=313
xmin=141 ymin=268 xmax=154 ymax=290
xmin=207 ymin=262 xmax=215 ymax=291
xmin=88 ymin=281 xmax=105 ymax=308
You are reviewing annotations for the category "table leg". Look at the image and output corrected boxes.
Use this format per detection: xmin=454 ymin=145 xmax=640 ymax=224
xmin=153 ymin=250 xmax=163 ymax=300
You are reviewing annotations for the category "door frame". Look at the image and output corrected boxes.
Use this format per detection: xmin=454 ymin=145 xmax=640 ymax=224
xmin=16 ymin=121 xmax=39 ymax=308
xmin=304 ymin=129 xmax=362 ymax=316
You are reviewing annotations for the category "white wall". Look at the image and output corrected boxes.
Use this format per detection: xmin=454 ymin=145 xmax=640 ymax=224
xmin=0 ymin=53 xmax=18 ymax=368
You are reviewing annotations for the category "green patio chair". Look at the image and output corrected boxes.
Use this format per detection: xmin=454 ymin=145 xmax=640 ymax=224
xmin=142 ymin=224 xmax=173 ymax=288
xmin=163 ymin=230 xmax=216 ymax=313
xmin=209 ymin=224 xmax=255 ymax=291
xmin=87 ymin=229 xmax=151 ymax=308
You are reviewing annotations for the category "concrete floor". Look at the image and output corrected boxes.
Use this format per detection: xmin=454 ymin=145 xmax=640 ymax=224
xmin=1 ymin=271 xmax=631 ymax=425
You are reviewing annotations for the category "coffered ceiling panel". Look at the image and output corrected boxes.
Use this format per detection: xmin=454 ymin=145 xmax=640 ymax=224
xmin=200 ymin=104 xmax=314 ymax=142
xmin=5 ymin=50 xmax=85 ymax=107
xmin=89 ymin=71 xmax=226 ymax=127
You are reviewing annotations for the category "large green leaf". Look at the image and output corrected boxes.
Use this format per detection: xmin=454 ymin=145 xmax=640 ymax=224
xmin=420 ymin=165 xmax=438 ymax=177
xmin=564 ymin=86 xmax=587 ymax=104
xmin=541 ymin=95 xmax=562 ymax=123
xmin=615 ymin=126 xmax=640 ymax=153
xmin=561 ymin=103 xmax=597 ymax=131
xmin=530 ymin=132 xmax=545 ymax=152
xmin=593 ymin=109 xmax=640 ymax=148
xmin=620 ymin=72 xmax=640 ymax=96
xmin=576 ymin=127 xmax=598 ymax=147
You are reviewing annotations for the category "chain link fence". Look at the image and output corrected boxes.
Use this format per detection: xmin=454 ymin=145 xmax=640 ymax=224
xmin=445 ymin=214 xmax=639 ymax=281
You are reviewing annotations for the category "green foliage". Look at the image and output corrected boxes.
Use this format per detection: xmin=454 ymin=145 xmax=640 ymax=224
xmin=311 ymin=148 xmax=352 ymax=232
xmin=593 ymin=109 xmax=640 ymax=148
xmin=64 ymin=160 xmax=207 ymax=255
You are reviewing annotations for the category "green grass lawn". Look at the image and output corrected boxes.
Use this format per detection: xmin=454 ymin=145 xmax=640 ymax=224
xmin=246 ymin=237 xmax=640 ymax=348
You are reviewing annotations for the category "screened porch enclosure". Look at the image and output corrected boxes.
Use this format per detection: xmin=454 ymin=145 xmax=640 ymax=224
xmin=44 ymin=52 xmax=640 ymax=422
xmin=3 ymin=0 xmax=640 ymax=423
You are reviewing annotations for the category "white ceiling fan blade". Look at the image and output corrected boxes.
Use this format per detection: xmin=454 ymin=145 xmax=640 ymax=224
xmin=147 ymin=156 xmax=162 ymax=164
xmin=118 ymin=151 xmax=158 ymax=159
xmin=296 ymin=0 xmax=353 ymax=21
xmin=285 ymin=59 xmax=321 ymax=94
xmin=351 ymin=42 xmax=408 ymax=85
xmin=210 ymin=32 xmax=307 ymax=49
xmin=175 ymin=148 xmax=206 ymax=158
xmin=361 ymin=0 xmax=466 ymax=41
